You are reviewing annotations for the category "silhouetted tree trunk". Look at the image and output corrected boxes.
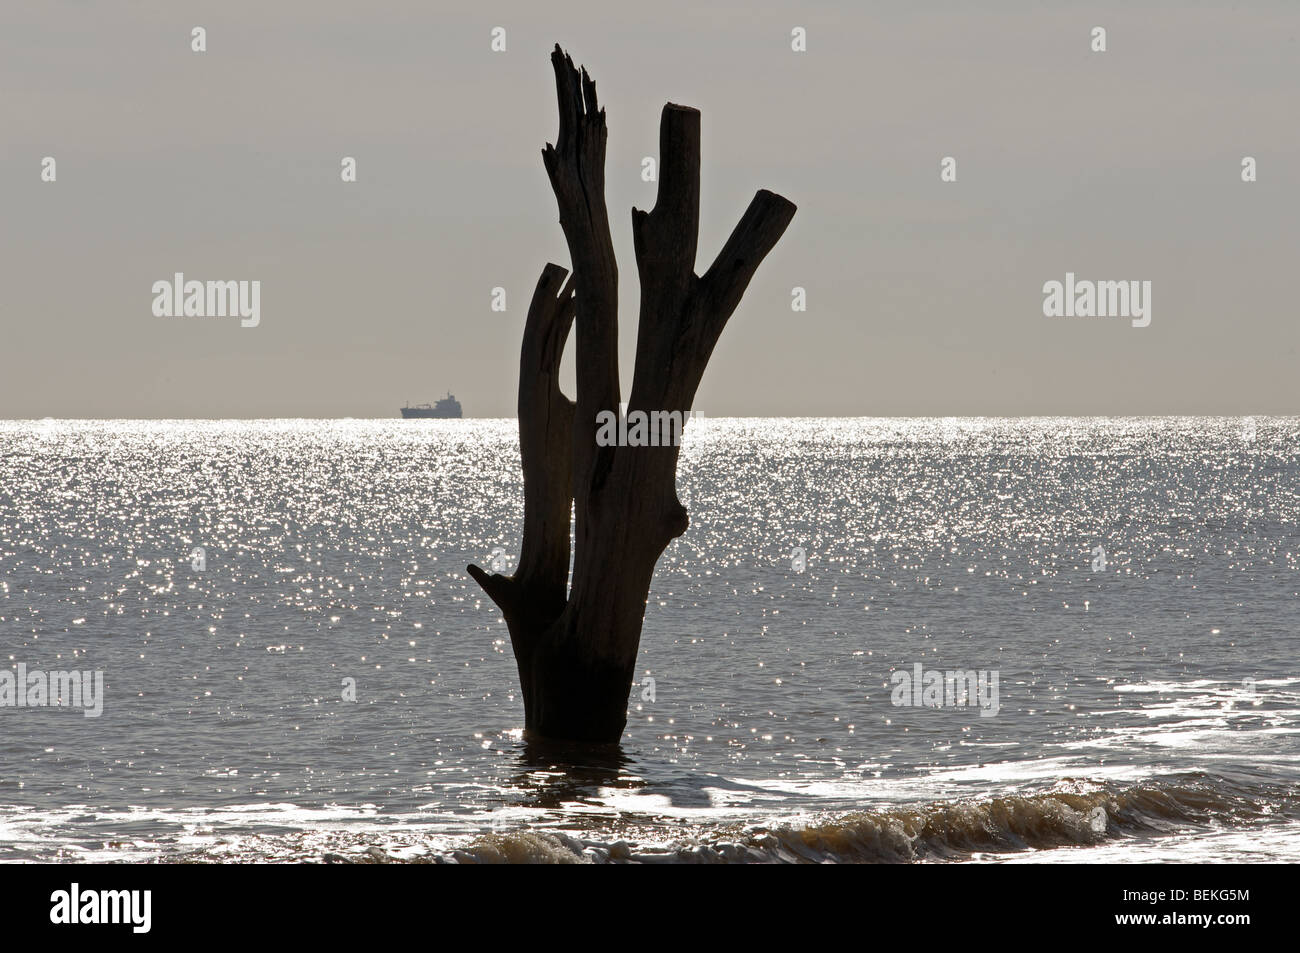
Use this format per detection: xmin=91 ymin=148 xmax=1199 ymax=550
xmin=469 ymin=45 xmax=795 ymax=743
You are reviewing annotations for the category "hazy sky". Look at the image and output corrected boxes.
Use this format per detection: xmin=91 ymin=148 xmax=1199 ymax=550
xmin=3 ymin=0 xmax=1298 ymax=417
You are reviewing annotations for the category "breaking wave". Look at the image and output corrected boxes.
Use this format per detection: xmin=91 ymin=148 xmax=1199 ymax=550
xmin=396 ymin=774 xmax=1298 ymax=864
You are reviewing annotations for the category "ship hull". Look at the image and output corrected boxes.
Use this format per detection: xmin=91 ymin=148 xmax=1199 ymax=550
xmin=400 ymin=407 xmax=461 ymax=419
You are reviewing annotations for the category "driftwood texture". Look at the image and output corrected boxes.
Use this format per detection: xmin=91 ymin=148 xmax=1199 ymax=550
xmin=469 ymin=45 xmax=795 ymax=743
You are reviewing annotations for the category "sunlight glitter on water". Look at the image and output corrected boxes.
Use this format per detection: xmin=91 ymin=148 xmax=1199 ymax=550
xmin=1 ymin=417 xmax=1298 ymax=861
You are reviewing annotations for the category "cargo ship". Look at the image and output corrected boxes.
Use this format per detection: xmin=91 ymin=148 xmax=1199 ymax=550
xmin=400 ymin=393 xmax=463 ymax=418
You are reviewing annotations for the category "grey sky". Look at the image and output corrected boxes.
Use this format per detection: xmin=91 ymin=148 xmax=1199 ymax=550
xmin=3 ymin=0 xmax=1297 ymax=417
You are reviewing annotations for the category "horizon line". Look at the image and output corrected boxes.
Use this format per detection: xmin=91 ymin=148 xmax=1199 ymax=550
xmin=1 ymin=413 xmax=1294 ymax=423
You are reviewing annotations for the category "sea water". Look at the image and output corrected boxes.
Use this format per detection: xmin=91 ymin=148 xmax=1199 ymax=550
xmin=1 ymin=417 xmax=1297 ymax=863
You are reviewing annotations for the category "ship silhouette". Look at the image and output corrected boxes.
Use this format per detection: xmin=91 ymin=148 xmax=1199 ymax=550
xmin=400 ymin=393 xmax=462 ymax=418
